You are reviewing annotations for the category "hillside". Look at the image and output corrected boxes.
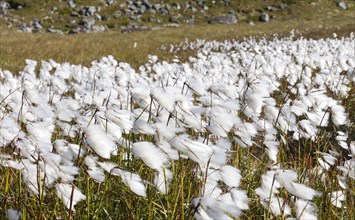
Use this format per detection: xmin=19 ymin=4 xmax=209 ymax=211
xmin=0 ymin=0 xmax=354 ymax=72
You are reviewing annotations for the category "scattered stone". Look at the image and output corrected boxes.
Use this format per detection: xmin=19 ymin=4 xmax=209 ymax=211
xmin=337 ymin=2 xmax=347 ymax=10
xmin=78 ymin=6 xmax=100 ymax=16
xmin=113 ymin=10 xmax=122 ymax=18
xmin=91 ymin=24 xmax=106 ymax=32
xmin=104 ymin=0 xmax=116 ymax=6
xmin=79 ymin=17 xmax=95 ymax=29
xmin=47 ymin=28 xmax=63 ymax=34
xmin=279 ymin=3 xmax=288 ymax=10
xmin=68 ymin=27 xmax=81 ymax=34
xmin=18 ymin=23 xmax=32 ymax=33
xmin=248 ymin=20 xmax=255 ymax=26
xmin=209 ymin=14 xmax=237 ymax=24
xmin=95 ymin=14 xmax=101 ymax=21
xmin=121 ymin=25 xmax=153 ymax=33
xmin=67 ymin=0 xmax=76 ymax=9
xmin=0 ymin=1 xmax=10 ymax=17
xmin=130 ymin=15 xmax=141 ymax=21
xmin=152 ymin=4 xmax=161 ymax=11
xmin=169 ymin=16 xmax=179 ymax=24
xmin=32 ymin=18 xmax=43 ymax=32
xmin=184 ymin=15 xmax=195 ymax=24
xmin=266 ymin=6 xmax=278 ymax=12
xmin=172 ymin=3 xmax=181 ymax=10
xmin=259 ymin=13 xmax=270 ymax=22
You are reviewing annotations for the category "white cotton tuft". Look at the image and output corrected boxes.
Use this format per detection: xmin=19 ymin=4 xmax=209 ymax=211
xmin=112 ymin=168 xmax=147 ymax=197
xmin=132 ymin=141 xmax=169 ymax=169
xmin=133 ymin=119 xmax=156 ymax=135
xmin=330 ymin=191 xmax=345 ymax=208
xmin=105 ymin=109 xmax=133 ymax=131
xmin=85 ymin=125 xmax=116 ymax=159
xmin=275 ymin=170 xmax=320 ymax=200
xmin=151 ymin=87 xmax=176 ymax=111
xmin=245 ymin=90 xmax=263 ymax=114
xmin=350 ymin=141 xmax=355 ymax=156
xmin=156 ymin=141 xmax=179 ymax=160
xmin=85 ymin=156 xmax=105 ymax=182
xmin=154 ymin=168 xmax=173 ymax=194
xmin=170 ymin=136 xmax=213 ymax=166
xmin=56 ymin=183 xmax=86 ymax=211
xmin=6 ymin=209 xmax=21 ymax=220
xmin=219 ymin=165 xmax=241 ymax=188
xmin=330 ymin=105 xmax=347 ymax=126
xmin=295 ymin=199 xmax=317 ymax=220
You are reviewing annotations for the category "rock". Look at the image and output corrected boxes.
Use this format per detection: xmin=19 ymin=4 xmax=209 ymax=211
xmin=79 ymin=17 xmax=95 ymax=28
xmin=87 ymin=6 xmax=97 ymax=16
xmin=266 ymin=6 xmax=278 ymax=12
xmin=137 ymin=5 xmax=146 ymax=14
xmin=130 ymin=15 xmax=141 ymax=21
xmin=121 ymin=25 xmax=153 ymax=33
xmin=95 ymin=13 xmax=101 ymax=21
xmin=172 ymin=3 xmax=181 ymax=10
xmin=279 ymin=3 xmax=288 ymax=10
xmin=69 ymin=27 xmax=81 ymax=34
xmin=169 ymin=16 xmax=179 ymax=24
xmin=67 ymin=0 xmax=76 ymax=8
xmin=259 ymin=13 xmax=270 ymax=22
xmin=32 ymin=18 xmax=43 ymax=32
xmin=47 ymin=28 xmax=63 ymax=34
xmin=0 ymin=1 xmax=10 ymax=17
xmin=113 ymin=10 xmax=121 ymax=18
xmin=337 ymin=2 xmax=347 ymax=10
xmin=185 ymin=15 xmax=195 ymax=24
xmin=142 ymin=1 xmax=151 ymax=9
xmin=209 ymin=14 xmax=237 ymax=24
xmin=105 ymin=0 xmax=116 ymax=6
xmin=153 ymin=4 xmax=161 ymax=11
xmin=78 ymin=6 xmax=100 ymax=16
xmin=223 ymin=0 xmax=231 ymax=6
xmin=91 ymin=24 xmax=106 ymax=32
xmin=18 ymin=23 xmax=32 ymax=33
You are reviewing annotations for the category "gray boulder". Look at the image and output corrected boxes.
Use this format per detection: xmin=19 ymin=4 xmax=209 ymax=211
xmin=209 ymin=14 xmax=237 ymax=24
xmin=259 ymin=13 xmax=270 ymax=22
xmin=18 ymin=23 xmax=32 ymax=33
xmin=337 ymin=2 xmax=347 ymax=10
xmin=0 ymin=1 xmax=10 ymax=17
xmin=47 ymin=28 xmax=63 ymax=34
xmin=91 ymin=24 xmax=106 ymax=32
xmin=169 ymin=16 xmax=179 ymax=24
xmin=105 ymin=0 xmax=116 ymax=6
xmin=32 ymin=18 xmax=43 ymax=32
xmin=78 ymin=6 xmax=99 ymax=16
xmin=67 ymin=0 xmax=76 ymax=8
xmin=80 ymin=17 xmax=95 ymax=28
xmin=152 ymin=4 xmax=161 ymax=11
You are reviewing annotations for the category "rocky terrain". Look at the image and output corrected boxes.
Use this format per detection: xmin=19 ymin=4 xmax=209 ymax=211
xmin=0 ymin=0 xmax=350 ymax=34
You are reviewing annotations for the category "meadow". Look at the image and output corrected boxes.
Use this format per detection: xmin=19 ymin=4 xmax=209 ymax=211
xmin=1 ymin=33 xmax=354 ymax=219
xmin=1 ymin=0 xmax=355 ymax=219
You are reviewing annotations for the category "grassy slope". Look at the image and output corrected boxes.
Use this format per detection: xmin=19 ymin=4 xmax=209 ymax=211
xmin=0 ymin=0 xmax=354 ymax=73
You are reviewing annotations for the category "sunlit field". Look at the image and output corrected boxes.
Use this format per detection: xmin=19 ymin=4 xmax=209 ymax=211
xmin=1 ymin=33 xmax=354 ymax=219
